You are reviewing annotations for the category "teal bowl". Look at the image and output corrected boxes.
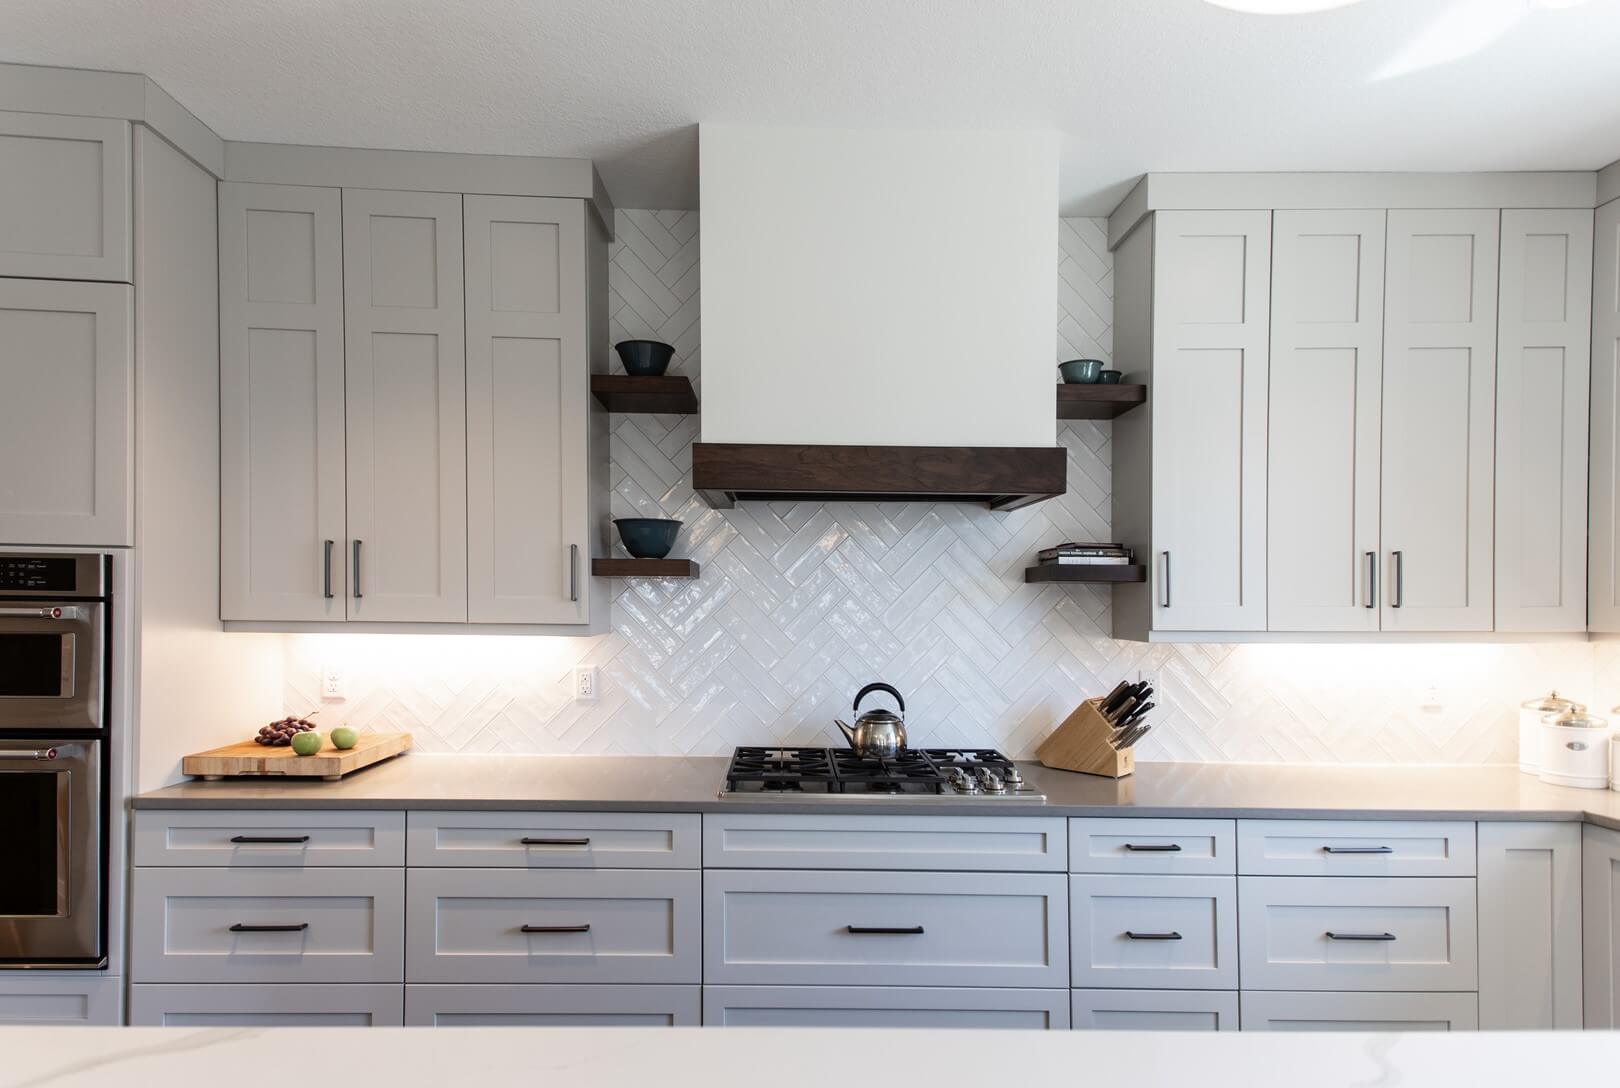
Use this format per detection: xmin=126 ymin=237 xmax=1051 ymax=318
xmin=614 ymin=518 xmax=682 ymax=559
xmin=1059 ymin=359 xmax=1104 ymax=384
xmin=1099 ymin=370 xmax=1123 ymax=384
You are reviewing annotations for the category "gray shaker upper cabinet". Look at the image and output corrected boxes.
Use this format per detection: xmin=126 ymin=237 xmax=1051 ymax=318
xmin=1267 ymin=210 xmax=1386 ymax=633
xmin=1494 ymin=209 xmax=1592 ymax=634
xmin=219 ymin=182 xmax=348 ymax=621
xmin=0 ymin=112 xmax=130 ymax=282
xmin=464 ymin=196 xmax=599 ymax=624
xmin=1380 ymin=209 xmax=1499 ymax=633
xmin=1590 ymin=199 xmax=1620 ymax=634
xmin=342 ymin=189 xmax=468 ymax=623
xmin=0 ymin=278 xmax=132 ymax=547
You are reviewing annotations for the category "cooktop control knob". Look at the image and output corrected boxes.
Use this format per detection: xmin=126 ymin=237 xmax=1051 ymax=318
xmin=1003 ymin=765 xmax=1024 ymax=787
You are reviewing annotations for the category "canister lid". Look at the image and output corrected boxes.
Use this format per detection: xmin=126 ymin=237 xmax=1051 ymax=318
xmin=1547 ymin=708 xmax=1609 ymax=729
xmin=1522 ymin=690 xmax=1582 ymax=713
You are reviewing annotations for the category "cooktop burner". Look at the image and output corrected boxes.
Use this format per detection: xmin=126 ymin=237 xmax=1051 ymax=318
xmin=719 ymin=746 xmax=1045 ymax=800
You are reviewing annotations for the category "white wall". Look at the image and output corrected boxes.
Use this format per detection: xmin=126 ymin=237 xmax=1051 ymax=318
xmin=133 ymin=126 xmax=281 ymax=790
xmin=699 ymin=125 xmax=1058 ymax=447
xmin=280 ymin=210 xmax=1598 ymax=764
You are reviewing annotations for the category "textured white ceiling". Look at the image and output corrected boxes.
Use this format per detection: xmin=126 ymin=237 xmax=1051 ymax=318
xmin=5 ymin=0 xmax=1620 ymax=214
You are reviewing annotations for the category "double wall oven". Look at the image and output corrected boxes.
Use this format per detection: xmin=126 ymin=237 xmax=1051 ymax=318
xmin=0 ymin=552 xmax=110 ymax=968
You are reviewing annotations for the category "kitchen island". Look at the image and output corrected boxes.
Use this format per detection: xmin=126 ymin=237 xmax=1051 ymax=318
xmin=1 ymin=1025 xmax=1616 ymax=1087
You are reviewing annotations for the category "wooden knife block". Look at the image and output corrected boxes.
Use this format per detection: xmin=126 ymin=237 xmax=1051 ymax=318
xmin=1036 ymin=697 xmax=1135 ymax=779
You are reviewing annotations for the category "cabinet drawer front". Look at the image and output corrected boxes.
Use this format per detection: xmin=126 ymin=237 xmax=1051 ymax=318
xmin=1240 ymin=991 xmax=1478 ymax=1032
xmin=1238 ymin=877 xmax=1478 ymax=992
xmin=1069 ymin=819 xmax=1235 ymax=874
xmin=0 ymin=976 xmax=121 ymax=1026
xmin=1071 ymin=989 xmax=1238 ymax=1031
xmin=133 ymin=810 xmax=405 ymax=867
xmin=1070 ymin=874 xmax=1237 ymax=989
xmin=406 ymin=984 xmax=699 ymax=1026
xmin=703 ymin=870 xmax=1068 ymax=987
xmin=129 ymin=984 xmax=404 ymax=1027
xmin=130 ymin=868 xmax=404 ymax=983
xmin=406 ymin=869 xmax=700 ymax=984
xmin=408 ymin=811 xmax=698 ymax=868
xmin=1237 ymin=820 xmax=1475 ymax=876
xmin=0 ymin=111 xmax=130 ymax=282
xmin=703 ymin=814 xmax=1065 ymax=871
xmin=703 ymin=986 xmax=1069 ymax=1029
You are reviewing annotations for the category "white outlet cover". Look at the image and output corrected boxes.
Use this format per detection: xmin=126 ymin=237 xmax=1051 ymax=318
xmin=321 ymin=665 xmax=347 ymax=701
xmin=574 ymin=666 xmax=599 ymax=702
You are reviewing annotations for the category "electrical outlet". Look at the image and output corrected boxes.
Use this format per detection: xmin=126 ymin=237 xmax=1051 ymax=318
xmin=1420 ymin=685 xmax=1442 ymax=711
xmin=574 ymin=666 xmax=599 ymax=702
xmin=1136 ymin=667 xmax=1162 ymax=695
xmin=321 ymin=665 xmax=347 ymax=701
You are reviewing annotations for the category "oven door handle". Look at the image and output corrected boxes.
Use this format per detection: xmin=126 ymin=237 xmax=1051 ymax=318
xmin=0 ymin=606 xmax=77 ymax=619
xmin=0 ymin=748 xmax=58 ymax=761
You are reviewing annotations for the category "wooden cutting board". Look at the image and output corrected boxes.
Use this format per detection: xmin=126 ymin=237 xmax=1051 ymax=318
xmin=183 ymin=732 xmax=412 ymax=781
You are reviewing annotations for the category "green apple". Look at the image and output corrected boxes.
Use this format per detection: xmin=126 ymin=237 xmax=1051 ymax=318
xmin=290 ymin=731 xmax=323 ymax=757
xmin=330 ymin=727 xmax=358 ymax=750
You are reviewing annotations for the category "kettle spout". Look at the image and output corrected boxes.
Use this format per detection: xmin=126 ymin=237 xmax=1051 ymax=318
xmin=834 ymin=719 xmax=856 ymax=747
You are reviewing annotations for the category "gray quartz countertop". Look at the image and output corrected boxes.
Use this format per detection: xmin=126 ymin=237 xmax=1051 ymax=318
xmin=132 ymin=753 xmax=1620 ymax=829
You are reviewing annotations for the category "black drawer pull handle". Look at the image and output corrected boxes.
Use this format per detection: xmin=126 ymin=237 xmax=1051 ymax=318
xmin=229 ymin=835 xmax=311 ymax=845
xmin=1123 ymin=843 xmax=1182 ymax=853
xmin=1124 ymin=931 xmax=1183 ymax=941
xmin=519 ymin=837 xmax=591 ymax=846
xmin=229 ymin=923 xmax=309 ymax=933
xmin=1322 ymin=846 xmax=1394 ymax=854
xmin=1325 ymin=931 xmax=1397 ymax=941
xmin=846 ymin=925 xmax=925 ymax=935
xmin=520 ymin=924 xmax=591 ymax=934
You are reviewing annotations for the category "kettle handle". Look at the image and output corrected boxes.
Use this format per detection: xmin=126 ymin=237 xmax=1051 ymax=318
xmin=854 ymin=682 xmax=905 ymax=715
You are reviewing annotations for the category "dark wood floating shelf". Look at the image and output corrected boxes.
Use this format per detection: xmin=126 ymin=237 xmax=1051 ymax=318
xmin=1025 ymin=563 xmax=1147 ymax=584
xmin=692 ymin=443 xmax=1067 ymax=511
xmin=592 ymin=558 xmax=700 ymax=579
xmin=591 ymin=375 xmax=699 ymax=414
xmin=1056 ymin=383 xmax=1146 ymax=420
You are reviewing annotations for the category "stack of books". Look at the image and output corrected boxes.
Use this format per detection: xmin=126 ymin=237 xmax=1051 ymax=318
xmin=1035 ymin=542 xmax=1134 ymax=567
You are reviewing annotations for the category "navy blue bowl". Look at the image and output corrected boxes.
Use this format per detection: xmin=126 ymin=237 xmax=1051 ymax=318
xmin=614 ymin=518 xmax=682 ymax=559
xmin=615 ymin=340 xmax=675 ymax=377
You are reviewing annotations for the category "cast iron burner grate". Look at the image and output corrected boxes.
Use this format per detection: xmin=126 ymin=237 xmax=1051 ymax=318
xmin=723 ymin=746 xmax=1019 ymax=795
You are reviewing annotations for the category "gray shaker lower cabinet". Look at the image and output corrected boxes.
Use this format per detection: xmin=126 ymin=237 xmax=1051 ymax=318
xmin=702 ymin=869 xmax=1068 ymax=988
xmin=1584 ymin=823 xmax=1620 ymax=1028
xmin=1071 ymin=989 xmax=1238 ymax=1031
xmin=406 ymin=985 xmax=699 ymax=1026
xmin=128 ymin=984 xmax=404 ymax=1027
xmin=703 ymin=986 xmax=1070 ymax=1029
xmin=1240 ymin=991 xmax=1479 ymax=1032
xmin=0 ymin=975 xmax=122 ymax=1026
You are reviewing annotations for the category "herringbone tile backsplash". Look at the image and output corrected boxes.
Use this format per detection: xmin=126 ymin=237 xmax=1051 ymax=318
xmin=284 ymin=211 xmax=1596 ymax=762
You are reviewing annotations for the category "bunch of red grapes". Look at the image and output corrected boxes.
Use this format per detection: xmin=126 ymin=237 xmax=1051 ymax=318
xmin=255 ymin=715 xmax=318 ymax=747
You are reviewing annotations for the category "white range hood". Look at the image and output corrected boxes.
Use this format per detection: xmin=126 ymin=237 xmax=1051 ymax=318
xmin=692 ymin=124 xmax=1065 ymax=509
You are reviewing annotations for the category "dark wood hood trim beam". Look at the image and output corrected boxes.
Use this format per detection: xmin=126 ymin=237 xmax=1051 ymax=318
xmin=692 ymin=443 xmax=1066 ymax=511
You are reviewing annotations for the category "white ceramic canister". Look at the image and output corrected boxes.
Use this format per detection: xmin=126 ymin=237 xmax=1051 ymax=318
xmin=1539 ymin=707 xmax=1611 ymax=790
xmin=1520 ymin=691 xmax=1581 ymax=773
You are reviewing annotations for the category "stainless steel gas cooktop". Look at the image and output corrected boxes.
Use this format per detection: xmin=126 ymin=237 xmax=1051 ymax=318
xmin=717 ymin=746 xmax=1046 ymax=801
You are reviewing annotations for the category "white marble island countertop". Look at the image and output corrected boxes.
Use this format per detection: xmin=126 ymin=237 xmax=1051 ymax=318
xmin=2 ymin=1026 xmax=1617 ymax=1088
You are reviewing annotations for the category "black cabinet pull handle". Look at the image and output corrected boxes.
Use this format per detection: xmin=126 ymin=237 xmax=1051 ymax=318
xmin=353 ymin=540 xmax=363 ymax=598
xmin=229 ymin=835 xmax=311 ymax=845
xmin=323 ymin=540 xmax=335 ymax=599
xmin=846 ymin=925 xmax=925 ymax=935
xmin=520 ymin=837 xmax=591 ymax=846
xmin=1124 ymin=931 xmax=1183 ymax=941
xmin=229 ymin=922 xmax=309 ymax=933
xmin=1322 ymin=845 xmax=1394 ymax=854
xmin=520 ymin=924 xmax=591 ymax=934
xmin=1326 ymin=931 xmax=1397 ymax=941
xmin=1123 ymin=843 xmax=1182 ymax=853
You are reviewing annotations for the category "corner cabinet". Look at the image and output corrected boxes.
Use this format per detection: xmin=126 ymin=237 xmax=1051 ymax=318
xmin=219 ymin=182 xmax=608 ymax=629
xmin=1591 ymin=199 xmax=1620 ymax=633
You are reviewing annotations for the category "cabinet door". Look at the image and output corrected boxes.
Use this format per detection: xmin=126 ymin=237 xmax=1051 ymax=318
xmin=1150 ymin=210 xmax=1270 ymax=631
xmin=0 ymin=278 xmax=131 ymax=546
xmin=1240 ymin=991 xmax=1477 ymax=1032
xmin=342 ymin=189 xmax=467 ymax=622
xmin=1584 ymin=823 xmax=1620 ymax=1028
xmin=1268 ymin=210 xmax=1385 ymax=631
xmin=1477 ymin=822 xmax=1582 ymax=1029
xmin=1591 ymin=200 xmax=1620 ymax=633
xmin=703 ymin=986 xmax=1069 ymax=1029
xmin=464 ymin=196 xmax=590 ymax=623
xmin=0 ymin=111 xmax=130 ymax=282
xmin=1495 ymin=210 xmax=1592 ymax=633
xmin=219 ymin=182 xmax=348 ymax=620
xmin=129 ymin=984 xmax=403 ymax=1027
xmin=1381 ymin=209 xmax=1498 ymax=631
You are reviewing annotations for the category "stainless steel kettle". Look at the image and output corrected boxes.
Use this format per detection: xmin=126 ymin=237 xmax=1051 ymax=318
xmin=836 ymin=683 xmax=907 ymax=759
